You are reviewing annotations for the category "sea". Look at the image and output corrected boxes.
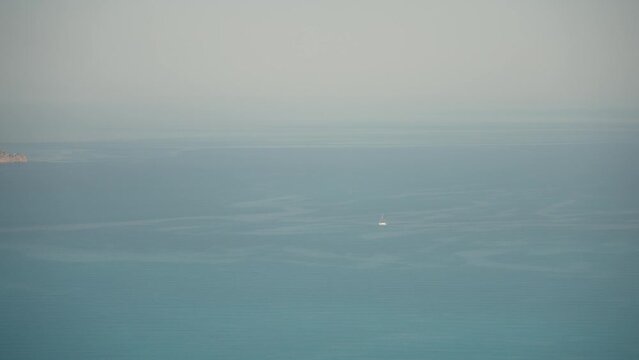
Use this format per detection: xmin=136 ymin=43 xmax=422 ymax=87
xmin=1 ymin=121 xmax=638 ymax=359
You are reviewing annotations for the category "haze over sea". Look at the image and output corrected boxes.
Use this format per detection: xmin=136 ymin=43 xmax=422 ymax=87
xmin=1 ymin=120 xmax=638 ymax=359
xmin=2 ymin=0 xmax=639 ymax=358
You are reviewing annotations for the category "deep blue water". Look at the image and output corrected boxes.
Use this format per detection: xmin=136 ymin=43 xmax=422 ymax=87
xmin=1 ymin=124 xmax=639 ymax=359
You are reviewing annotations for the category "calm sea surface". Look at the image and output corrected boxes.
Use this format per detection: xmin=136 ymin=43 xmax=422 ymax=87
xmin=1 ymin=123 xmax=639 ymax=359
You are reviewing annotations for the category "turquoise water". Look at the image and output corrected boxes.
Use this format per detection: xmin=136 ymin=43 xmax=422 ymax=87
xmin=1 ymin=124 xmax=639 ymax=359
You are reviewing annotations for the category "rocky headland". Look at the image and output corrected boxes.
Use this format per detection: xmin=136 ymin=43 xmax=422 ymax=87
xmin=0 ymin=151 xmax=28 ymax=164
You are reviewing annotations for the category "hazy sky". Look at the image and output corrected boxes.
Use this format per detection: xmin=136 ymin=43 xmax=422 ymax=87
xmin=1 ymin=0 xmax=638 ymax=141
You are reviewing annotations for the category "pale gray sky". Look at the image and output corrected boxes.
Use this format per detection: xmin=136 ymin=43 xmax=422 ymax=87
xmin=1 ymin=0 xmax=638 ymax=141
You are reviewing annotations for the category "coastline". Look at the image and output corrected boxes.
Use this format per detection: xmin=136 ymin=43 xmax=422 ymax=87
xmin=0 ymin=151 xmax=28 ymax=164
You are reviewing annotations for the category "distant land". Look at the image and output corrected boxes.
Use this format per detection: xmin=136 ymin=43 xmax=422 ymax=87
xmin=0 ymin=151 xmax=28 ymax=164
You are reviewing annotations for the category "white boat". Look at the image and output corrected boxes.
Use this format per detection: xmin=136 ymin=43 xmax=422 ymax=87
xmin=378 ymin=214 xmax=387 ymax=226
